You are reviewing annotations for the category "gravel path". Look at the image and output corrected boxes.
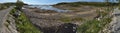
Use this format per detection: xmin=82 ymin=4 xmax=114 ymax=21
xmin=0 ymin=7 xmax=13 ymax=33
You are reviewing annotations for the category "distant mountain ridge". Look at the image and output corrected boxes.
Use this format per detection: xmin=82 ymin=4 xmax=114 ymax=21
xmin=54 ymin=2 xmax=118 ymax=7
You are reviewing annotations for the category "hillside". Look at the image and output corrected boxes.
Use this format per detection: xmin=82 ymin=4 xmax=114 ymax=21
xmin=54 ymin=2 xmax=118 ymax=7
xmin=0 ymin=1 xmax=115 ymax=33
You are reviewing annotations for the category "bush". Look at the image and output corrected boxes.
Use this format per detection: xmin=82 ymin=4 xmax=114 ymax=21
xmin=16 ymin=12 xmax=41 ymax=33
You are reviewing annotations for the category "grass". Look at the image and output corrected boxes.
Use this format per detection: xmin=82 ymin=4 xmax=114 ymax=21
xmin=10 ymin=8 xmax=16 ymax=14
xmin=59 ymin=17 xmax=71 ymax=23
xmin=59 ymin=17 xmax=84 ymax=23
xmin=77 ymin=7 xmax=112 ymax=33
xmin=10 ymin=8 xmax=41 ymax=33
xmin=77 ymin=17 xmax=111 ymax=33
xmin=0 ymin=5 xmax=8 ymax=10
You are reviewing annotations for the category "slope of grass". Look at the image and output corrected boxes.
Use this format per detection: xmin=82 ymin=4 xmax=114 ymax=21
xmin=59 ymin=17 xmax=84 ymax=23
xmin=77 ymin=7 xmax=112 ymax=33
xmin=10 ymin=8 xmax=41 ymax=33
xmin=77 ymin=17 xmax=111 ymax=33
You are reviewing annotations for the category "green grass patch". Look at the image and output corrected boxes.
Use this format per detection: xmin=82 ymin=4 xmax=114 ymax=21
xmin=10 ymin=9 xmax=41 ymax=33
xmin=59 ymin=17 xmax=84 ymax=23
xmin=0 ymin=5 xmax=8 ymax=10
xmin=59 ymin=17 xmax=71 ymax=23
xmin=77 ymin=18 xmax=111 ymax=33
xmin=10 ymin=8 xmax=16 ymax=14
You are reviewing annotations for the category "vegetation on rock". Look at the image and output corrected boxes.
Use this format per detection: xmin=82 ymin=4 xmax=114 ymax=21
xmin=10 ymin=8 xmax=41 ymax=33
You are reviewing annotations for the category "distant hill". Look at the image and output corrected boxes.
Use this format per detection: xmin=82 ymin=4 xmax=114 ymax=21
xmin=0 ymin=2 xmax=28 ymax=10
xmin=1 ymin=2 xmax=28 ymax=6
xmin=54 ymin=2 xmax=118 ymax=7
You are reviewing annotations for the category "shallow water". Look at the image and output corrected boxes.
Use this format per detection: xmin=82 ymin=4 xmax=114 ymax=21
xmin=29 ymin=5 xmax=69 ymax=12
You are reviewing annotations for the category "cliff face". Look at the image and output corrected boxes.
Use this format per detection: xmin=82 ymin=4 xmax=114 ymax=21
xmin=1 ymin=14 xmax=18 ymax=33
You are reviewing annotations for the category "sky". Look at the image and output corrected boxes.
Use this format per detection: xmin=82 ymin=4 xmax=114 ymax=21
xmin=0 ymin=0 xmax=116 ymax=5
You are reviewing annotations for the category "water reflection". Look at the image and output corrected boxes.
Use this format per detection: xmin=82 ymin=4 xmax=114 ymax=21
xmin=28 ymin=5 xmax=70 ymax=13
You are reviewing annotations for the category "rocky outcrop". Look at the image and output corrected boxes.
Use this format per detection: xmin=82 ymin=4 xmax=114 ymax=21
xmin=1 ymin=14 xmax=18 ymax=33
xmin=34 ymin=23 xmax=77 ymax=33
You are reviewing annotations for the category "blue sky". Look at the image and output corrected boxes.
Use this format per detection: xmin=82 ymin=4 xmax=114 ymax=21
xmin=0 ymin=0 xmax=115 ymax=5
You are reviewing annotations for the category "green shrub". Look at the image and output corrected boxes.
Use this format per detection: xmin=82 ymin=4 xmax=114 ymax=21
xmin=16 ymin=12 xmax=41 ymax=33
xmin=10 ymin=8 xmax=16 ymax=14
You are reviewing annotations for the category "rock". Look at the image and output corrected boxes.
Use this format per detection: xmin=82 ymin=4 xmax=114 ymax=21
xmin=1 ymin=14 xmax=19 ymax=33
xmin=39 ymin=23 xmax=77 ymax=33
